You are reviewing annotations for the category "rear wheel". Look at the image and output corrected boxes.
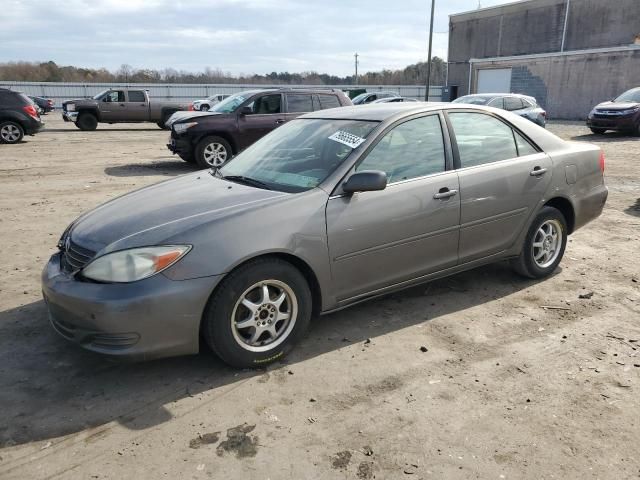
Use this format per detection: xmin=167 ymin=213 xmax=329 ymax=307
xmin=512 ymin=206 xmax=567 ymax=279
xmin=195 ymin=136 xmax=231 ymax=169
xmin=75 ymin=112 xmax=97 ymax=131
xmin=0 ymin=121 xmax=24 ymax=144
xmin=202 ymin=258 xmax=312 ymax=368
xmin=590 ymin=127 xmax=606 ymax=135
xmin=157 ymin=121 xmax=167 ymax=129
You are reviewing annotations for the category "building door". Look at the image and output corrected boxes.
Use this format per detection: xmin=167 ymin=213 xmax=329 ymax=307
xmin=477 ymin=68 xmax=512 ymax=93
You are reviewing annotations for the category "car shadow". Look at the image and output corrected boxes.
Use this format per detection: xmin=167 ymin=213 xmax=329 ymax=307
xmin=104 ymin=161 xmax=198 ymax=177
xmin=570 ymin=132 xmax=640 ymax=142
xmin=624 ymin=198 xmax=640 ymax=217
xmin=0 ymin=263 xmax=547 ymax=448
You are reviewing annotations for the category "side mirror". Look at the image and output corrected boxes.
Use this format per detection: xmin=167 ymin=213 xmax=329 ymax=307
xmin=342 ymin=170 xmax=387 ymax=194
xmin=239 ymin=106 xmax=252 ymax=115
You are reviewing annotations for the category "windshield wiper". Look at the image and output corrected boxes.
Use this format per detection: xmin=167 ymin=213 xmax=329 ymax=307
xmin=221 ymin=175 xmax=272 ymax=190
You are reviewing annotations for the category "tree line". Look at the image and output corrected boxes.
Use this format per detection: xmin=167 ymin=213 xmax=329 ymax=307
xmin=0 ymin=59 xmax=446 ymax=86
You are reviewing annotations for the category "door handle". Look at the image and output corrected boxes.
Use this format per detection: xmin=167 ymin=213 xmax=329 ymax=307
xmin=275 ymin=119 xmax=286 ymax=124
xmin=119 ymin=103 xmax=125 ymax=107
xmin=433 ymin=188 xmax=458 ymax=199
xmin=530 ymin=166 xmax=547 ymax=176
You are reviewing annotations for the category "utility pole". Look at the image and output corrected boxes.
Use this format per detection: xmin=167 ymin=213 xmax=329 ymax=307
xmin=354 ymin=53 xmax=359 ymax=85
xmin=424 ymin=0 xmax=436 ymax=101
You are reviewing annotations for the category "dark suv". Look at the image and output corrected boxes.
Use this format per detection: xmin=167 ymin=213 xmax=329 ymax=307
xmin=0 ymin=88 xmax=44 ymax=144
xmin=587 ymin=87 xmax=640 ymax=135
xmin=168 ymin=88 xmax=352 ymax=168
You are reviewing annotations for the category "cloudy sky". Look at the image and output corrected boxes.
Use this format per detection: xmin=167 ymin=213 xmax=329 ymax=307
xmin=2 ymin=0 xmax=513 ymax=76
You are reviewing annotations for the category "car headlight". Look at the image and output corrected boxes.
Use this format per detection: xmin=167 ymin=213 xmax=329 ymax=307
xmin=621 ymin=107 xmax=640 ymax=115
xmin=173 ymin=122 xmax=198 ymax=134
xmin=82 ymin=245 xmax=191 ymax=283
xmin=67 ymin=103 xmax=75 ymax=111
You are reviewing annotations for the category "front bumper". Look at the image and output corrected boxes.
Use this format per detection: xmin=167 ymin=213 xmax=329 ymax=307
xmin=166 ymin=134 xmax=193 ymax=158
xmin=62 ymin=111 xmax=78 ymax=122
xmin=586 ymin=113 xmax=638 ymax=131
xmin=42 ymin=252 xmax=221 ymax=361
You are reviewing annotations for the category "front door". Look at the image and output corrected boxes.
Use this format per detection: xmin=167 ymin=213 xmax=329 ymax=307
xmin=237 ymin=94 xmax=285 ymax=150
xmin=326 ymin=114 xmax=460 ymax=301
xmin=99 ymin=90 xmax=126 ymax=122
xmin=446 ymin=110 xmax=553 ymax=263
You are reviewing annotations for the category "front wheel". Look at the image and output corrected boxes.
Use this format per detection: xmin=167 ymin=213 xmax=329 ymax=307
xmin=511 ymin=206 xmax=568 ymax=279
xmin=75 ymin=113 xmax=97 ymax=131
xmin=202 ymin=258 xmax=312 ymax=368
xmin=200 ymin=104 xmax=210 ymax=112
xmin=0 ymin=121 xmax=24 ymax=144
xmin=195 ymin=136 xmax=232 ymax=169
xmin=590 ymin=127 xmax=606 ymax=135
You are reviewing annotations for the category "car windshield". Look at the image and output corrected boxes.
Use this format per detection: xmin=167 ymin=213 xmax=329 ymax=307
xmin=351 ymin=93 xmax=368 ymax=103
xmin=614 ymin=89 xmax=640 ymax=103
xmin=211 ymin=93 xmax=247 ymax=113
xmin=92 ymin=90 xmax=110 ymax=100
xmin=452 ymin=96 xmax=492 ymax=105
xmin=219 ymin=119 xmax=378 ymax=193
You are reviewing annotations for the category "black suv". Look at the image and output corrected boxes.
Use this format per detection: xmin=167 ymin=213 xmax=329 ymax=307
xmin=168 ymin=88 xmax=352 ymax=168
xmin=0 ymin=88 xmax=44 ymax=144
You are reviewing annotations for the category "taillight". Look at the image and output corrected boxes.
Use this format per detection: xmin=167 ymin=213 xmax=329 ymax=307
xmin=599 ymin=150 xmax=605 ymax=173
xmin=23 ymin=105 xmax=38 ymax=118
xmin=47 ymin=99 xmax=54 ymax=106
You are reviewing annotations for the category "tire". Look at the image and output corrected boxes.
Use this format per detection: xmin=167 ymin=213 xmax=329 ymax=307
xmin=75 ymin=112 xmax=97 ymax=131
xmin=590 ymin=127 xmax=606 ymax=135
xmin=202 ymin=258 xmax=312 ymax=368
xmin=0 ymin=121 xmax=24 ymax=144
xmin=200 ymin=104 xmax=209 ymax=112
xmin=195 ymin=135 xmax=232 ymax=169
xmin=157 ymin=121 xmax=167 ymax=129
xmin=511 ymin=206 xmax=568 ymax=279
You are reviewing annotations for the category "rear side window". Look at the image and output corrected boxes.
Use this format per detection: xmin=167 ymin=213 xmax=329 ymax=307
xmin=488 ymin=97 xmax=504 ymax=109
xmin=0 ymin=91 xmax=27 ymax=106
xmin=504 ymin=97 xmax=524 ymax=111
xmin=128 ymin=90 xmax=146 ymax=102
xmin=356 ymin=115 xmax=445 ymax=183
xmin=286 ymin=94 xmax=313 ymax=113
xmin=514 ymin=132 xmax=538 ymax=156
xmin=317 ymin=94 xmax=341 ymax=109
xmin=449 ymin=112 xmax=518 ymax=167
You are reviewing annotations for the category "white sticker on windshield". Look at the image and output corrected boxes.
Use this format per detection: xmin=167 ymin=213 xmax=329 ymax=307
xmin=328 ymin=130 xmax=366 ymax=149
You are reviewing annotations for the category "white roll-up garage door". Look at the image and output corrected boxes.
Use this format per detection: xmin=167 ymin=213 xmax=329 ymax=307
xmin=476 ymin=68 xmax=512 ymax=93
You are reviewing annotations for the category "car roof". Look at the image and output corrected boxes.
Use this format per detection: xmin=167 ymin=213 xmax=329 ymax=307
xmin=302 ymin=102 xmax=445 ymax=121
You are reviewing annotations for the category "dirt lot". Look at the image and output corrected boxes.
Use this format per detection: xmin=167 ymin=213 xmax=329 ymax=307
xmin=0 ymin=114 xmax=638 ymax=479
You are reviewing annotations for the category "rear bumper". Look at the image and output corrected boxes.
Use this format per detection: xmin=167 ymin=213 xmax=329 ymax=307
xmin=573 ymin=184 xmax=608 ymax=232
xmin=24 ymin=118 xmax=45 ymax=135
xmin=42 ymin=252 xmax=221 ymax=361
xmin=62 ymin=111 xmax=78 ymax=122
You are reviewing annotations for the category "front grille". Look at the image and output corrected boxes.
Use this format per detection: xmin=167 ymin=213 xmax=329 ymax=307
xmin=61 ymin=239 xmax=96 ymax=273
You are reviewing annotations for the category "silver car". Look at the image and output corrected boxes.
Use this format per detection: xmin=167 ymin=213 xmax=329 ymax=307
xmin=453 ymin=93 xmax=547 ymax=127
xmin=42 ymin=103 xmax=607 ymax=367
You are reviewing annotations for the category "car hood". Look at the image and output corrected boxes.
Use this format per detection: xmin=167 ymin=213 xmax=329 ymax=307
xmin=166 ymin=111 xmax=223 ymax=127
xmin=594 ymin=101 xmax=640 ymax=110
xmin=63 ymin=98 xmax=96 ymax=106
xmin=69 ymin=172 xmax=287 ymax=255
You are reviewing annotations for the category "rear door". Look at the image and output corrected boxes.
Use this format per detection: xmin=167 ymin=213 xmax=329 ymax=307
xmin=237 ymin=93 xmax=285 ymax=150
xmin=125 ymin=90 xmax=148 ymax=121
xmin=326 ymin=113 xmax=460 ymax=301
xmin=446 ymin=110 xmax=552 ymax=263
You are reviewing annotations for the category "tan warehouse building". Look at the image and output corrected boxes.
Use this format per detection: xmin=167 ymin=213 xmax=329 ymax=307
xmin=447 ymin=0 xmax=640 ymax=119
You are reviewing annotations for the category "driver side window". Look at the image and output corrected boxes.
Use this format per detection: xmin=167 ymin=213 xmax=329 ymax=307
xmin=356 ymin=115 xmax=446 ymax=183
xmin=248 ymin=94 xmax=282 ymax=114
xmin=103 ymin=90 xmax=124 ymax=103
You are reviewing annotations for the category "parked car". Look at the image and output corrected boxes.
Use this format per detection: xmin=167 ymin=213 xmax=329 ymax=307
xmin=43 ymin=102 xmax=607 ymax=367
xmin=453 ymin=93 xmax=547 ymax=127
xmin=372 ymin=97 xmax=419 ymax=103
xmin=586 ymin=87 xmax=640 ymax=135
xmin=29 ymin=96 xmax=55 ymax=114
xmin=62 ymin=89 xmax=190 ymax=131
xmin=193 ymin=94 xmax=230 ymax=111
xmin=0 ymin=88 xmax=44 ymax=144
xmin=351 ymin=91 xmax=399 ymax=105
xmin=168 ymin=88 xmax=352 ymax=168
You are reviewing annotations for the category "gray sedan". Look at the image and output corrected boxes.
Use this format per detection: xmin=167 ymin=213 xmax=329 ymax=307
xmin=453 ymin=93 xmax=547 ymax=127
xmin=42 ymin=103 xmax=607 ymax=367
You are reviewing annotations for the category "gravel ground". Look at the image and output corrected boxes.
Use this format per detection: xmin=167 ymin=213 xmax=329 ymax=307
xmin=0 ymin=115 xmax=638 ymax=479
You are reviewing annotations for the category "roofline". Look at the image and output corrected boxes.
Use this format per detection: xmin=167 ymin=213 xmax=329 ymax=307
xmin=470 ymin=44 xmax=640 ymax=63
xmin=450 ymin=0 xmax=540 ymax=18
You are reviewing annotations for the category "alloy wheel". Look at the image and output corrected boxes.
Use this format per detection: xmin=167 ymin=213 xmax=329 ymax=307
xmin=230 ymin=280 xmax=298 ymax=352
xmin=532 ymin=219 xmax=563 ymax=268
xmin=202 ymin=142 xmax=228 ymax=167
xmin=1 ymin=124 xmax=21 ymax=143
